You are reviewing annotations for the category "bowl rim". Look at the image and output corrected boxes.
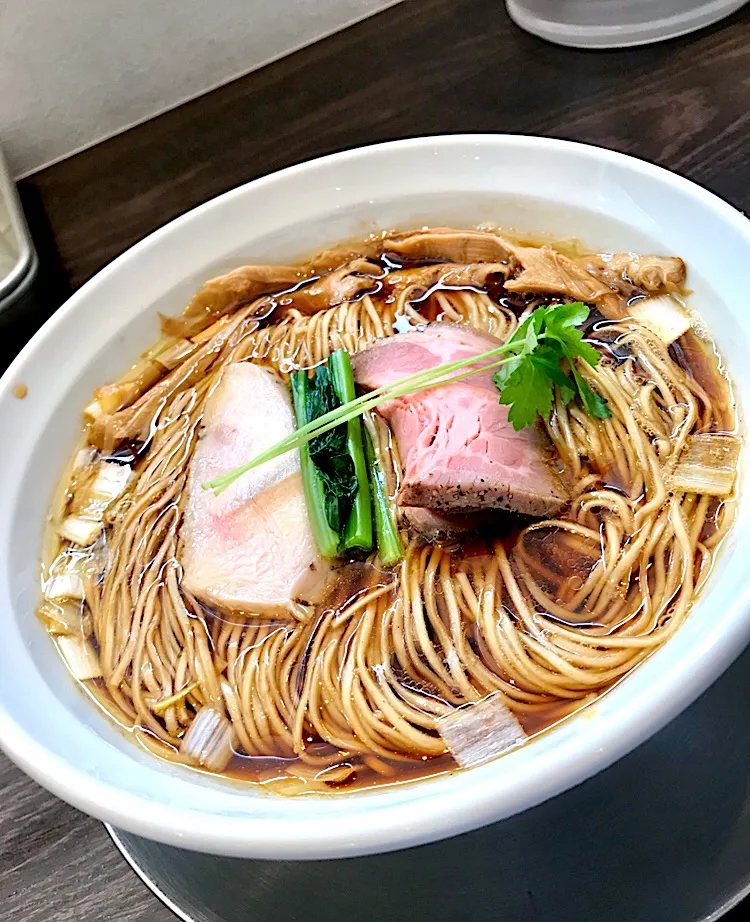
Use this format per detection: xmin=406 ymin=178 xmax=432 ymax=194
xmin=1 ymin=133 xmax=750 ymax=859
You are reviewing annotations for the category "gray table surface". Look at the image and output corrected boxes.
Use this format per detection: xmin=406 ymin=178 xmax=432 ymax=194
xmin=0 ymin=754 xmax=172 ymax=921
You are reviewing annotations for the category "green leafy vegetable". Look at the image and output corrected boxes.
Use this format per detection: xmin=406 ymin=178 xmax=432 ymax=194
xmin=528 ymin=345 xmax=577 ymax=400
xmin=567 ymin=360 xmax=611 ymax=420
xmin=328 ymin=350 xmax=373 ymax=553
xmin=363 ymin=426 xmax=403 ymax=566
xmin=493 ymin=302 xmax=611 ymax=431
xmin=497 ymin=356 xmax=554 ymax=430
xmin=291 ymin=371 xmax=341 ymax=558
xmin=492 ymin=308 xmax=544 ymax=389
xmin=302 ymin=364 xmax=358 ymax=534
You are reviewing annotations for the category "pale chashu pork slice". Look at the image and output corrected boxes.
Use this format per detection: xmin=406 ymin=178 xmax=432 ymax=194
xmin=352 ymin=325 xmax=568 ymax=518
xmin=180 ymin=362 xmax=325 ymax=615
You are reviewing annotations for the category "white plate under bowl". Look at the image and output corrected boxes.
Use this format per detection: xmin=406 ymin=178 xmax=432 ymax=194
xmin=0 ymin=136 xmax=749 ymax=860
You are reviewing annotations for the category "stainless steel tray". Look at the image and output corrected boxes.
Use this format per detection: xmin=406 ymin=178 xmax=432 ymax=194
xmin=0 ymin=146 xmax=35 ymax=311
xmin=107 ymin=642 xmax=750 ymax=922
xmin=0 ymin=146 xmax=40 ymax=372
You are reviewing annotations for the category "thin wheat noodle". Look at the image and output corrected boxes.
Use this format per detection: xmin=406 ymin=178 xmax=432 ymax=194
xmin=42 ymin=237 xmax=738 ymax=791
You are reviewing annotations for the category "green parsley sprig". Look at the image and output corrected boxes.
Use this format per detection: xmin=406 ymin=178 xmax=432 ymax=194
xmin=204 ymin=302 xmax=610 ymax=494
xmin=493 ymin=302 xmax=611 ymax=430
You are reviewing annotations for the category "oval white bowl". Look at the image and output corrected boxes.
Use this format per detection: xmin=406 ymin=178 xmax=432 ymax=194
xmin=0 ymin=136 xmax=749 ymax=860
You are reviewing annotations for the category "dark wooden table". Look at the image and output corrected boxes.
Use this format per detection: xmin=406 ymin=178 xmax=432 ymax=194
xmin=2 ymin=1 xmax=749 ymax=918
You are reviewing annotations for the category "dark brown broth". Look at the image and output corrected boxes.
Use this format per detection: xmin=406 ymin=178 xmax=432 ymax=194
xmin=224 ymin=748 xmax=458 ymax=791
xmin=670 ymin=329 xmax=735 ymax=432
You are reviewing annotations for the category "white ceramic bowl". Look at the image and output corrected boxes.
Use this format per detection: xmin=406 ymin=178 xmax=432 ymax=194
xmin=1 ymin=136 xmax=749 ymax=860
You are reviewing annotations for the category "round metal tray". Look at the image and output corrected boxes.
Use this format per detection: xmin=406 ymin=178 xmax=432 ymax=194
xmin=107 ymin=643 xmax=750 ymax=922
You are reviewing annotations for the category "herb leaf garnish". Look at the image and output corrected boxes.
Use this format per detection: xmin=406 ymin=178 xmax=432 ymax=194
xmin=494 ymin=302 xmax=611 ymax=431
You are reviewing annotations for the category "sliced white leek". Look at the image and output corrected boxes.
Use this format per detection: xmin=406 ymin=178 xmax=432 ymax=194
xmin=180 ymin=707 xmax=234 ymax=772
xmin=37 ymin=602 xmax=85 ymax=636
xmin=437 ymin=692 xmax=526 ymax=768
xmin=73 ymin=447 xmax=96 ymax=471
xmin=90 ymin=461 xmax=131 ymax=505
xmin=670 ymin=433 xmax=740 ymax=497
xmin=87 ymin=386 xmax=131 ymax=417
xmin=628 ymin=294 xmax=691 ymax=345
xmin=44 ymin=573 xmax=85 ymax=601
xmin=61 ymin=461 xmax=132 ymax=543
xmin=83 ymin=398 xmax=104 ymax=422
xmin=57 ymin=635 xmax=102 ymax=680
xmin=58 ymin=515 xmax=103 ymax=546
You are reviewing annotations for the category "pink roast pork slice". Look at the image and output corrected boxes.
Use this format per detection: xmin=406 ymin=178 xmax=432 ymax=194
xmin=352 ymin=325 xmax=568 ymax=518
xmin=180 ymin=362 xmax=326 ymax=615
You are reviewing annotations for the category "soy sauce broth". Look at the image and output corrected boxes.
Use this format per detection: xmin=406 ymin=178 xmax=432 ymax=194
xmin=39 ymin=228 xmax=739 ymax=795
